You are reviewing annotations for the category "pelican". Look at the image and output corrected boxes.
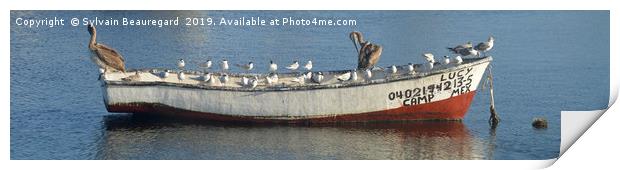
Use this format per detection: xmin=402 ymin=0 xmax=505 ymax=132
xmin=236 ymin=62 xmax=254 ymax=72
xmin=87 ymin=23 xmax=126 ymax=73
xmin=350 ymin=31 xmax=383 ymax=69
xmin=286 ymin=61 xmax=299 ymax=71
xmin=202 ymin=73 xmax=212 ymax=82
xmin=443 ymin=56 xmax=451 ymax=65
xmin=336 ymin=71 xmax=352 ymax=81
xmin=423 ymin=53 xmax=435 ymax=70
xmin=364 ymin=69 xmax=372 ymax=80
xmin=389 ymin=65 xmax=397 ymax=74
xmin=221 ymin=59 xmax=229 ymax=71
xmin=312 ymin=71 xmax=324 ymax=84
xmin=199 ymin=60 xmax=212 ymax=71
xmin=304 ymin=60 xmax=313 ymax=70
xmin=266 ymin=73 xmax=279 ymax=85
xmin=474 ymin=36 xmax=494 ymax=56
xmin=220 ymin=74 xmax=229 ymax=84
xmin=454 ymin=55 xmax=463 ymax=64
xmin=250 ymin=76 xmax=259 ymax=88
xmin=269 ymin=60 xmax=278 ymax=72
xmin=178 ymin=71 xmax=185 ymax=81
xmin=242 ymin=76 xmax=250 ymax=86
xmin=121 ymin=71 xmax=141 ymax=82
xmin=177 ymin=59 xmax=185 ymax=70
xmin=351 ymin=70 xmax=358 ymax=81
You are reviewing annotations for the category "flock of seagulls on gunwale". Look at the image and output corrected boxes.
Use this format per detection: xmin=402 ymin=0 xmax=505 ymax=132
xmin=87 ymin=23 xmax=494 ymax=87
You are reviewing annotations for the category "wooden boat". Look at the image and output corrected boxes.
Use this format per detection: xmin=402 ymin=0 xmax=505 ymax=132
xmin=99 ymin=56 xmax=492 ymax=123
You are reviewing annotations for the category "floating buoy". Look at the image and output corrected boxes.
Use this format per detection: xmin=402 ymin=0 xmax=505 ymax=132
xmin=532 ymin=117 xmax=548 ymax=129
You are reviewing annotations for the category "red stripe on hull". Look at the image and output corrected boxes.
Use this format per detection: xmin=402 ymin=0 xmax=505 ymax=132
xmin=106 ymin=91 xmax=477 ymax=123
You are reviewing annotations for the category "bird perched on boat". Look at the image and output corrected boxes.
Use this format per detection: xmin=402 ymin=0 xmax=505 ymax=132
xmin=202 ymin=73 xmax=212 ymax=82
xmin=121 ymin=71 xmax=141 ymax=82
xmin=389 ymin=65 xmax=397 ymax=74
xmin=250 ymin=76 xmax=259 ymax=88
xmin=423 ymin=53 xmax=435 ymax=70
xmin=242 ymin=76 xmax=250 ymax=86
xmin=221 ymin=59 xmax=229 ymax=71
xmin=87 ymin=23 xmax=126 ymax=73
xmin=266 ymin=73 xmax=279 ymax=85
xmin=351 ymin=69 xmax=358 ymax=81
xmin=474 ymin=36 xmax=494 ymax=57
xmin=291 ymin=75 xmax=306 ymax=85
xmin=350 ymin=31 xmax=383 ymax=70
xmin=364 ymin=69 xmax=372 ymax=80
xmin=160 ymin=70 xmax=170 ymax=79
xmin=443 ymin=56 xmax=451 ymax=65
xmin=220 ymin=74 xmax=229 ymax=84
xmin=236 ymin=62 xmax=254 ymax=72
xmin=447 ymin=42 xmax=479 ymax=57
xmin=178 ymin=71 xmax=186 ymax=81
xmin=312 ymin=71 xmax=324 ymax=84
xmin=177 ymin=59 xmax=185 ymax=70
xmin=454 ymin=55 xmax=463 ymax=65
xmin=304 ymin=60 xmax=313 ymax=71
xmin=286 ymin=61 xmax=300 ymax=71
xmin=199 ymin=59 xmax=212 ymax=71
xmin=304 ymin=72 xmax=313 ymax=80
xmin=336 ymin=71 xmax=352 ymax=81
xmin=269 ymin=60 xmax=278 ymax=73
xmin=407 ymin=63 xmax=415 ymax=74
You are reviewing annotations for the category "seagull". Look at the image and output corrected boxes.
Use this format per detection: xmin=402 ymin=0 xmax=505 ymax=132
xmin=178 ymin=71 xmax=185 ymax=82
xmin=87 ymin=24 xmax=126 ymax=73
xmin=364 ymin=69 xmax=372 ymax=80
xmin=269 ymin=60 xmax=278 ymax=72
xmin=220 ymin=74 xmax=229 ymax=84
xmin=202 ymin=73 xmax=212 ymax=82
xmin=351 ymin=69 xmax=358 ymax=81
xmin=474 ymin=36 xmax=494 ymax=57
xmin=121 ymin=71 xmax=141 ymax=82
xmin=423 ymin=53 xmax=435 ymax=70
xmin=447 ymin=42 xmax=472 ymax=54
xmin=221 ymin=59 xmax=229 ymax=71
xmin=312 ymin=71 xmax=324 ymax=84
xmin=250 ymin=76 xmax=259 ymax=88
xmin=286 ymin=61 xmax=299 ymax=71
xmin=292 ymin=75 xmax=306 ymax=85
xmin=336 ymin=71 xmax=352 ymax=81
xmin=443 ymin=56 xmax=451 ymax=65
xmin=304 ymin=72 xmax=313 ymax=80
xmin=389 ymin=65 xmax=397 ymax=74
xmin=177 ymin=59 xmax=185 ymax=70
xmin=199 ymin=60 xmax=212 ymax=71
xmin=160 ymin=70 xmax=170 ymax=79
xmin=407 ymin=63 xmax=415 ymax=74
xmin=266 ymin=73 xmax=279 ymax=85
xmin=304 ymin=60 xmax=313 ymax=70
xmin=242 ymin=76 xmax=250 ymax=86
xmin=236 ymin=62 xmax=254 ymax=72
xmin=454 ymin=55 xmax=463 ymax=64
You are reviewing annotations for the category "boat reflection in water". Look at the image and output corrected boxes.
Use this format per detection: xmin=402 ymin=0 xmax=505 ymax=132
xmin=97 ymin=114 xmax=490 ymax=160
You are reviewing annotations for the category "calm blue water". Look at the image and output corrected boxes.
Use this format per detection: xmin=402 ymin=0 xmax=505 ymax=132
xmin=10 ymin=11 xmax=609 ymax=159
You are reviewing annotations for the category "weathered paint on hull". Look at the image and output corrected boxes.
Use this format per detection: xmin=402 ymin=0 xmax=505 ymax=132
xmin=106 ymin=91 xmax=476 ymax=123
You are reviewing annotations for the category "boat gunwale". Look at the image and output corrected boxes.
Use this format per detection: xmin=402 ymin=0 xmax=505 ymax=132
xmin=102 ymin=56 xmax=493 ymax=92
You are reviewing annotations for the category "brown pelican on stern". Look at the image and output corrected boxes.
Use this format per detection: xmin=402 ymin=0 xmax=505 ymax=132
xmin=350 ymin=31 xmax=383 ymax=70
xmin=87 ymin=23 xmax=126 ymax=73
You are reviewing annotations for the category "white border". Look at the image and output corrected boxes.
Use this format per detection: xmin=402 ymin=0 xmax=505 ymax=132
xmin=3 ymin=0 xmax=617 ymax=169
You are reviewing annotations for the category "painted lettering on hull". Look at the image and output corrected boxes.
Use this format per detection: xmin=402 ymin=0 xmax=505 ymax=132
xmin=388 ymin=67 xmax=475 ymax=107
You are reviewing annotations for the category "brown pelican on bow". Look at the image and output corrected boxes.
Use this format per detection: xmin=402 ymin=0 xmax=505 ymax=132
xmin=87 ymin=23 xmax=126 ymax=73
xmin=350 ymin=31 xmax=383 ymax=70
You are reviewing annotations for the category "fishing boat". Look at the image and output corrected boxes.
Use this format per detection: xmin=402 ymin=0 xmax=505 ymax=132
xmin=99 ymin=56 xmax=492 ymax=123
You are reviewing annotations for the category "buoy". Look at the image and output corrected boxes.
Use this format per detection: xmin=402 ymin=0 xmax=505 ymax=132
xmin=532 ymin=117 xmax=548 ymax=129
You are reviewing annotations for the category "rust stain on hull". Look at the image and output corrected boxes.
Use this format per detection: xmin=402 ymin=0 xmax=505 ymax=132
xmin=107 ymin=91 xmax=477 ymax=123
